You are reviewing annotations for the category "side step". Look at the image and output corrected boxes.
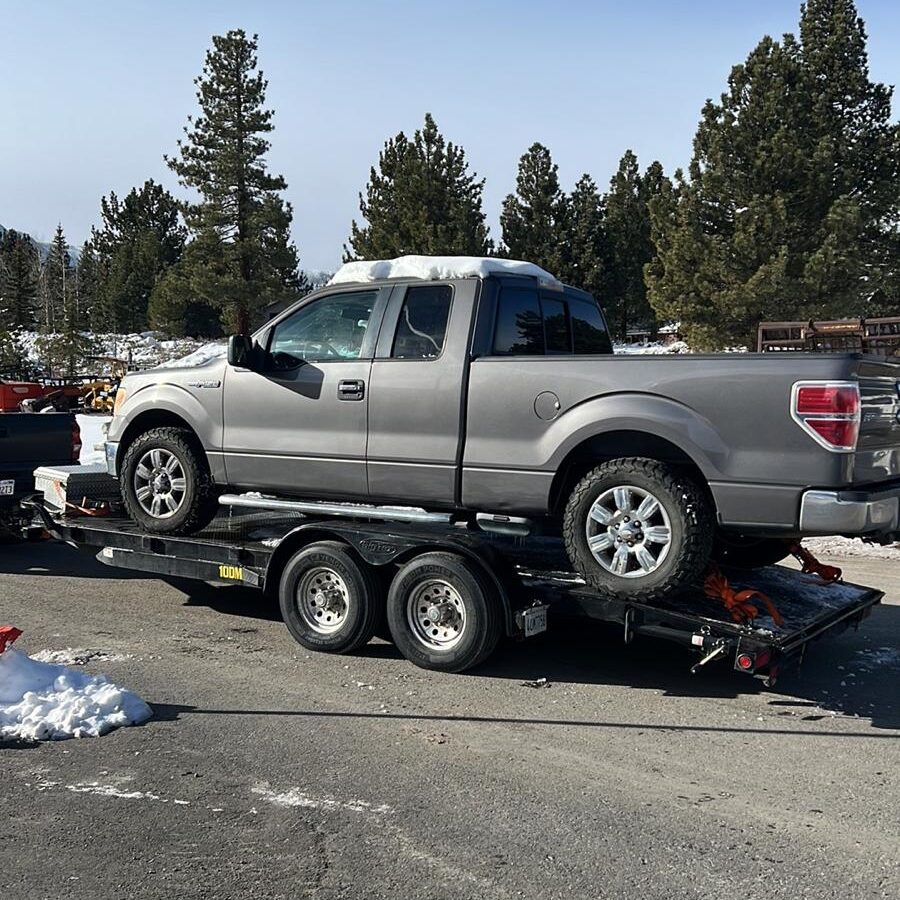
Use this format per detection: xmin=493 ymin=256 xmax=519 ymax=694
xmin=218 ymin=493 xmax=454 ymax=525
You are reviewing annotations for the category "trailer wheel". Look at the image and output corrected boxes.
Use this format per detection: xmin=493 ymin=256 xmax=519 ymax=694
xmin=563 ymin=458 xmax=715 ymax=602
xmin=278 ymin=541 xmax=381 ymax=654
xmin=386 ymin=552 xmax=501 ymax=673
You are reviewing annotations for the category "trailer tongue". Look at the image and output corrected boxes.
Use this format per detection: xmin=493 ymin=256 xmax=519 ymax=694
xmin=24 ymin=498 xmax=882 ymax=684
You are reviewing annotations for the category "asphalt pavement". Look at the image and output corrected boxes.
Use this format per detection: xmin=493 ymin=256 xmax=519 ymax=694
xmin=1 ymin=541 xmax=898 ymax=899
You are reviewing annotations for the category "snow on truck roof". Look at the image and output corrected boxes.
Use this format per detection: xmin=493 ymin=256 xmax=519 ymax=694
xmin=328 ymin=255 xmax=561 ymax=287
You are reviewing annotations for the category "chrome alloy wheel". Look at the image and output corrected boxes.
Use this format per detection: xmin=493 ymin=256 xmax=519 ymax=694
xmin=585 ymin=484 xmax=672 ymax=578
xmin=406 ymin=579 xmax=467 ymax=650
xmin=296 ymin=567 xmax=350 ymax=634
xmin=134 ymin=448 xmax=187 ymax=519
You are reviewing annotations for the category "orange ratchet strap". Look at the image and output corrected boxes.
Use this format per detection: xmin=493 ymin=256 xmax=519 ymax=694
xmin=789 ymin=542 xmax=842 ymax=584
xmin=704 ymin=566 xmax=785 ymax=627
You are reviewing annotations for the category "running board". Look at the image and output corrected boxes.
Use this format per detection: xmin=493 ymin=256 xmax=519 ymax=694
xmin=218 ymin=493 xmax=454 ymax=525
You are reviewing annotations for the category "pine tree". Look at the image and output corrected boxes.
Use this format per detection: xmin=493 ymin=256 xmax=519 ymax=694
xmin=89 ymin=180 xmax=187 ymax=333
xmin=500 ymin=143 xmax=569 ymax=274
xmin=346 ymin=113 xmax=492 ymax=260
xmin=647 ymin=0 xmax=900 ymax=349
xmin=166 ymin=29 xmax=304 ymax=334
xmin=0 ymin=229 xmax=40 ymax=329
xmin=604 ymin=151 xmax=669 ymax=338
xmin=562 ymin=174 xmax=606 ymax=301
xmin=36 ymin=225 xmax=90 ymax=376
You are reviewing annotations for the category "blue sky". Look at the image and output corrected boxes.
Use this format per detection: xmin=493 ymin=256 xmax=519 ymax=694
xmin=2 ymin=0 xmax=899 ymax=271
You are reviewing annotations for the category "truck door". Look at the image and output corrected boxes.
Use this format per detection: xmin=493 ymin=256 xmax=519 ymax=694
xmin=222 ymin=287 xmax=388 ymax=498
xmin=366 ymin=280 xmax=475 ymax=505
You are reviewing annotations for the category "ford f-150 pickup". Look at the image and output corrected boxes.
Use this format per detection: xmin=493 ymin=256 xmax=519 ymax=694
xmin=103 ymin=256 xmax=900 ymax=601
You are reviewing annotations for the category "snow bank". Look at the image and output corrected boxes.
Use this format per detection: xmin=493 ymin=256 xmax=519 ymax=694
xmin=157 ymin=340 xmax=227 ymax=368
xmin=76 ymin=413 xmax=112 ymax=465
xmin=330 ymin=255 xmax=560 ymax=286
xmin=0 ymin=645 xmax=151 ymax=741
xmin=803 ymin=536 xmax=900 ymax=561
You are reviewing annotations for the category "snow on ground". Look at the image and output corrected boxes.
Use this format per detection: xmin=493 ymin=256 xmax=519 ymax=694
xmin=803 ymin=536 xmax=900 ymax=560
xmin=613 ymin=340 xmax=691 ymax=355
xmin=16 ymin=330 xmax=220 ymax=372
xmin=0 ymin=643 xmax=151 ymax=741
xmin=76 ymin=413 xmax=112 ymax=465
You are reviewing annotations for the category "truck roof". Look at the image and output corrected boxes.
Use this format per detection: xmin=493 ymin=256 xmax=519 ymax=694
xmin=328 ymin=255 xmax=562 ymax=289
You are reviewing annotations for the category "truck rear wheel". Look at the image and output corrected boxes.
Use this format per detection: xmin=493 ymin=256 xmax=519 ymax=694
xmin=386 ymin=552 xmax=501 ymax=673
xmin=278 ymin=541 xmax=381 ymax=654
xmin=120 ymin=427 xmax=218 ymax=535
xmin=563 ymin=458 xmax=714 ymax=602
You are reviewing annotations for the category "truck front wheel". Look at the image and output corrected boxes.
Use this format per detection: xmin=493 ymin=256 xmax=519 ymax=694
xmin=563 ymin=458 xmax=715 ymax=602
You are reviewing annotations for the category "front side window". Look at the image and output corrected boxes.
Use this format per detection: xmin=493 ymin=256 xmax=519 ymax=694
xmin=391 ymin=285 xmax=452 ymax=359
xmin=268 ymin=290 xmax=377 ymax=366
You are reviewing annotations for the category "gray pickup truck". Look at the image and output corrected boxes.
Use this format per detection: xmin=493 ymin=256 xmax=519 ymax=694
xmin=104 ymin=257 xmax=900 ymax=601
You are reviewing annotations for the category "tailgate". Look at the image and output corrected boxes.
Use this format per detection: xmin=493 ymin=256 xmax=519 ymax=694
xmin=855 ymin=357 xmax=900 ymax=482
xmin=0 ymin=413 xmax=74 ymax=468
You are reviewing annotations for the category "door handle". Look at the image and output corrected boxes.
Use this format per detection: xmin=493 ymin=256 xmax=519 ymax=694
xmin=337 ymin=379 xmax=365 ymax=401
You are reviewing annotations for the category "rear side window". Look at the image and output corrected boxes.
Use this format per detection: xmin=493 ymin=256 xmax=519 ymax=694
xmin=391 ymin=285 xmax=452 ymax=359
xmin=492 ymin=286 xmax=611 ymax=356
xmin=493 ymin=287 xmax=544 ymax=355
xmin=570 ymin=299 xmax=612 ymax=354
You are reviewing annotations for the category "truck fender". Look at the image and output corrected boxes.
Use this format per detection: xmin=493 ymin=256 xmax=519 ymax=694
xmin=541 ymin=392 xmax=730 ymax=480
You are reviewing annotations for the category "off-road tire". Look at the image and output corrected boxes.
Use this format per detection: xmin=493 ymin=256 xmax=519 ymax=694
xmin=387 ymin=552 xmax=501 ymax=673
xmin=713 ymin=534 xmax=793 ymax=569
xmin=563 ymin=458 xmax=715 ymax=602
xmin=120 ymin=426 xmax=218 ymax=535
xmin=278 ymin=541 xmax=381 ymax=654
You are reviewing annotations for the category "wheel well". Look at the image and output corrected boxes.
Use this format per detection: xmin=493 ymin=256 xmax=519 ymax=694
xmin=548 ymin=430 xmax=715 ymax=515
xmin=118 ymin=410 xmax=204 ymax=462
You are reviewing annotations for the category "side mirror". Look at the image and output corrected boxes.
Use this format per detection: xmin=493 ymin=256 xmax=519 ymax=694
xmin=227 ymin=334 xmax=254 ymax=369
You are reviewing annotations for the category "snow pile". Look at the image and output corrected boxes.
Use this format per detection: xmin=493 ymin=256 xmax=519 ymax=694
xmin=330 ymin=255 xmax=560 ymax=286
xmin=0 ymin=644 xmax=151 ymax=741
xmin=76 ymin=413 xmax=112 ymax=465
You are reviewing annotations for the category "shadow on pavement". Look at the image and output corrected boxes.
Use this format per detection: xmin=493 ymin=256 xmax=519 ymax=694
xmin=6 ymin=539 xmax=899 ymax=730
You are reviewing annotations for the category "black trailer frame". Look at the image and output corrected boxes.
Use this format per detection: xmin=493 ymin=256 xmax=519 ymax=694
xmin=25 ymin=499 xmax=883 ymax=685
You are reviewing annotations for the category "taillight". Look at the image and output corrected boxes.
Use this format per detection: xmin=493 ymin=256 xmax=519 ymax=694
xmin=71 ymin=418 xmax=82 ymax=462
xmin=791 ymin=381 xmax=860 ymax=452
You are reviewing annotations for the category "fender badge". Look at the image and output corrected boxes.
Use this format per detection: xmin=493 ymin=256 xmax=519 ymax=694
xmin=188 ymin=380 xmax=222 ymax=389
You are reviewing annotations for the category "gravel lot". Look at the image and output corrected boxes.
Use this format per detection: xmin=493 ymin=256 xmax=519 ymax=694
xmin=1 ymin=542 xmax=898 ymax=899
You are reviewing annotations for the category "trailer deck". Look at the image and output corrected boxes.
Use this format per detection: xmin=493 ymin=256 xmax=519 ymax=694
xmin=26 ymin=500 xmax=883 ymax=684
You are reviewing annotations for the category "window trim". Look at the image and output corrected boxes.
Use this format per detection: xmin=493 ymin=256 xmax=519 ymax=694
xmin=374 ymin=282 xmax=455 ymax=362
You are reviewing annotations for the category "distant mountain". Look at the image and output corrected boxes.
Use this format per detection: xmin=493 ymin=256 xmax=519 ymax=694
xmin=0 ymin=223 xmax=80 ymax=262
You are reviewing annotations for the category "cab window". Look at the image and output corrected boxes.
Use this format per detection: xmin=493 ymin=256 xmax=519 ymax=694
xmin=268 ymin=291 xmax=378 ymax=366
xmin=391 ymin=285 xmax=453 ymax=359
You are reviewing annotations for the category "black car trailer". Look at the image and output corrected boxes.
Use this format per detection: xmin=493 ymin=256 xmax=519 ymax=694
xmin=24 ymin=497 xmax=883 ymax=685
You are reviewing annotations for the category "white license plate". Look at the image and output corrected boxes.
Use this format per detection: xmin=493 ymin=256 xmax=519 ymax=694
xmin=521 ymin=605 xmax=548 ymax=637
xmin=0 ymin=480 xmax=14 ymax=497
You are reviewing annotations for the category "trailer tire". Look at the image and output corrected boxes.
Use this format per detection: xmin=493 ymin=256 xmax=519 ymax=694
xmin=563 ymin=458 xmax=714 ymax=603
xmin=120 ymin=427 xmax=218 ymax=535
xmin=714 ymin=534 xmax=793 ymax=569
xmin=386 ymin=552 xmax=501 ymax=673
xmin=278 ymin=541 xmax=381 ymax=654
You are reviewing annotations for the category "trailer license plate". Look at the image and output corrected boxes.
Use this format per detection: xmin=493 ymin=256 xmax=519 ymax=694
xmin=0 ymin=480 xmax=13 ymax=497
xmin=522 ymin=605 xmax=548 ymax=637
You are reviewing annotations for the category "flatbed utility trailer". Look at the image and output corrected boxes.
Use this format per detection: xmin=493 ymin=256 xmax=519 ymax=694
xmin=25 ymin=499 xmax=883 ymax=684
